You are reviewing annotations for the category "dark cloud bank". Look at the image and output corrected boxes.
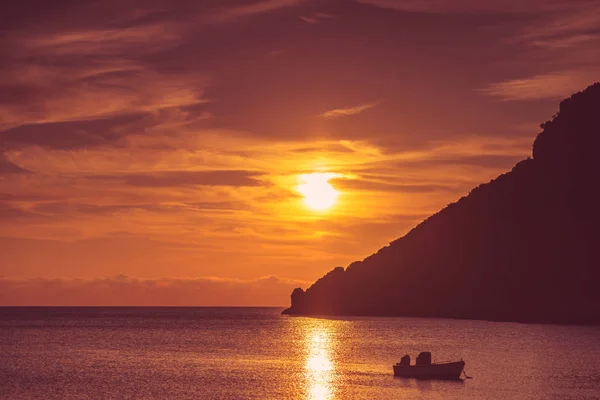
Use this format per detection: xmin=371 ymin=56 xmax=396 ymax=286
xmin=0 ymin=275 xmax=308 ymax=306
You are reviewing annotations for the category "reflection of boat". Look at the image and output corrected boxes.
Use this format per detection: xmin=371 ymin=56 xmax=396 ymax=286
xmin=393 ymin=352 xmax=465 ymax=380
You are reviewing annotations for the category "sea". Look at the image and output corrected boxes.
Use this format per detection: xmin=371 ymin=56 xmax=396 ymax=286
xmin=1 ymin=307 xmax=599 ymax=399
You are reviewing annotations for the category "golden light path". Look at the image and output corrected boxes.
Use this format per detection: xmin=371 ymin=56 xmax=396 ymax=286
xmin=297 ymin=173 xmax=339 ymax=211
xmin=304 ymin=322 xmax=335 ymax=399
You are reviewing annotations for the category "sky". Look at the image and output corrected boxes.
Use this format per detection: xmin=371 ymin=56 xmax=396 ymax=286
xmin=1 ymin=0 xmax=599 ymax=305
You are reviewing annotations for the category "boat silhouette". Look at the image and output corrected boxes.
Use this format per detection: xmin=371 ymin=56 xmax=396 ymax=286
xmin=393 ymin=352 xmax=466 ymax=380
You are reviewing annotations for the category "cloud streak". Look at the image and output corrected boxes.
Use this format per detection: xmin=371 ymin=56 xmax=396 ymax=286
xmin=321 ymin=103 xmax=379 ymax=119
xmin=211 ymin=0 xmax=304 ymax=22
xmin=0 ymin=155 xmax=30 ymax=174
xmin=480 ymin=1 xmax=600 ymax=101
xmin=482 ymin=71 xmax=599 ymax=101
xmin=0 ymin=60 xmax=208 ymax=131
xmin=355 ymin=0 xmax=592 ymax=14
xmin=21 ymin=25 xmax=179 ymax=56
xmin=88 ymin=170 xmax=264 ymax=188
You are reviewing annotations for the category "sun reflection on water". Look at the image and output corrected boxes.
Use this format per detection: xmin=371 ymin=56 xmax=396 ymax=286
xmin=304 ymin=323 xmax=336 ymax=400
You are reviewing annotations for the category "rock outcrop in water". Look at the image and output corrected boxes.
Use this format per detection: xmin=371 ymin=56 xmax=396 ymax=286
xmin=283 ymin=83 xmax=600 ymax=324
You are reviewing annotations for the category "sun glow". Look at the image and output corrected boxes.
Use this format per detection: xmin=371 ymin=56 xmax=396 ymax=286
xmin=297 ymin=173 xmax=339 ymax=211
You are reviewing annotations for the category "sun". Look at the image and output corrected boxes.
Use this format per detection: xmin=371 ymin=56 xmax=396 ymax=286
xmin=297 ymin=173 xmax=339 ymax=211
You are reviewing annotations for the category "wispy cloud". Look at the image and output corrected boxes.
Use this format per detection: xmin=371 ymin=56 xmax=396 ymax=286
xmin=482 ymin=71 xmax=599 ymax=101
xmin=355 ymin=0 xmax=591 ymax=14
xmin=22 ymin=24 xmax=179 ymax=56
xmin=479 ymin=1 xmax=600 ymax=101
xmin=299 ymin=16 xmax=319 ymax=23
xmin=0 ymin=20 xmax=208 ymax=132
xmin=321 ymin=103 xmax=379 ymax=119
xmin=211 ymin=0 xmax=304 ymax=22
xmin=88 ymin=170 xmax=264 ymax=188
xmin=0 ymin=155 xmax=30 ymax=174
xmin=299 ymin=12 xmax=333 ymax=23
xmin=0 ymin=64 xmax=208 ymax=131
xmin=519 ymin=3 xmax=600 ymax=41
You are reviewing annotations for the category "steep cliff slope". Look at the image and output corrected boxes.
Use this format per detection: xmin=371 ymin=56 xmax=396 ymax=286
xmin=283 ymin=83 xmax=600 ymax=324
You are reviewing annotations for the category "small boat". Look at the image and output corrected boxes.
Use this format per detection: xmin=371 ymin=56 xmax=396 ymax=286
xmin=393 ymin=352 xmax=466 ymax=380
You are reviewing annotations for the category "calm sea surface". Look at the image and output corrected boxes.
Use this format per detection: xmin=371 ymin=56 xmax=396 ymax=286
xmin=1 ymin=307 xmax=599 ymax=399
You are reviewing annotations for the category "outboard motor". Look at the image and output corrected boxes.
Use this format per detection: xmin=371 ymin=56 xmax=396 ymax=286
xmin=416 ymin=352 xmax=432 ymax=366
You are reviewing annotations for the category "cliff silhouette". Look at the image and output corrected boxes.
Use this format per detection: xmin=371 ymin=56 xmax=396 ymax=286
xmin=283 ymin=83 xmax=600 ymax=324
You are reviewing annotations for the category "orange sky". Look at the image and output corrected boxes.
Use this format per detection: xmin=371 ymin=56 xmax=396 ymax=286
xmin=1 ymin=0 xmax=599 ymax=305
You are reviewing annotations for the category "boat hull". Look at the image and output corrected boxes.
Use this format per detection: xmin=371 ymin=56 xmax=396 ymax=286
xmin=393 ymin=361 xmax=465 ymax=380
